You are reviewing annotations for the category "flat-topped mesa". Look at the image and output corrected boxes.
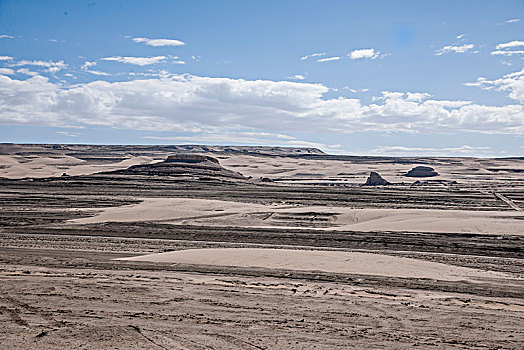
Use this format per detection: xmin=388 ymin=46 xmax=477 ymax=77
xmin=405 ymin=166 xmax=439 ymax=178
xmin=165 ymin=154 xmax=219 ymax=164
xmin=364 ymin=171 xmax=390 ymax=186
xmin=101 ymin=153 xmax=246 ymax=180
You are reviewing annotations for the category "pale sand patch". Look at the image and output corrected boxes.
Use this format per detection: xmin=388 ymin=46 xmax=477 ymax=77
xmin=70 ymin=198 xmax=524 ymax=235
xmin=117 ymin=248 xmax=514 ymax=282
xmin=0 ymin=155 xmax=155 ymax=178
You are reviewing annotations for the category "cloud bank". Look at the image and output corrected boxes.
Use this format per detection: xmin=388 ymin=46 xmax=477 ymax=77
xmin=0 ymin=72 xmax=522 ymax=137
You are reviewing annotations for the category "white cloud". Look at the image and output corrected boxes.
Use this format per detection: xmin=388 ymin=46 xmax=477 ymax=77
xmin=16 ymin=68 xmax=39 ymax=76
xmin=465 ymin=69 xmax=524 ymax=104
xmin=317 ymin=56 xmax=340 ymax=62
xmin=348 ymin=48 xmax=380 ymax=60
xmin=88 ymin=70 xmax=110 ymax=76
xmin=491 ymin=50 xmax=524 ymax=56
xmin=172 ymin=60 xmax=186 ymax=64
xmin=435 ymin=44 xmax=476 ymax=55
xmin=492 ymin=41 xmax=524 ymax=56
xmin=81 ymin=61 xmax=96 ymax=69
xmin=100 ymin=56 xmax=166 ymax=66
xmin=0 ymin=35 xmax=13 ymax=39
xmin=288 ymin=74 xmax=305 ymax=80
xmin=0 ymin=73 xmax=522 ymax=136
xmin=505 ymin=18 xmax=520 ymax=24
xmin=300 ymin=52 xmax=326 ymax=60
xmin=0 ymin=68 xmax=14 ymax=75
xmin=47 ymin=67 xmax=61 ymax=74
xmin=456 ymin=34 xmax=466 ymax=39
xmin=496 ymin=41 xmax=524 ymax=49
xmin=132 ymin=37 xmax=185 ymax=47
xmin=80 ymin=61 xmax=110 ymax=76
xmin=13 ymin=60 xmax=67 ymax=69
xmin=12 ymin=59 xmax=67 ymax=73
xmin=0 ymin=56 xmax=13 ymax=61
xmin=405 ymin=92 xmax=431 ymax=102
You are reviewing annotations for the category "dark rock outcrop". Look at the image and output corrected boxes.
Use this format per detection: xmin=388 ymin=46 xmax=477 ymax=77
xmin=405 ymin=166 xmax=439 ymax=178
xmin=364 ymin=171 xmax=390 ymax=186
xmin=165 ymin=154 xmax=219 ymax=164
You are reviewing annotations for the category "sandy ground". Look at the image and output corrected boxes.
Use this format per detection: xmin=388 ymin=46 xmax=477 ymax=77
xmin=218 ymin=154 xmax=524 ymax=185
xmin=1 ymin=145 xmax=524 ymax=188
xmin=71 ymin=197 xmax=524 ymax=235
xmin=1 ymin=144 xmax=523 ymax=349
xmin=118 ymin=248 xmax=516 ymax=282
xmin=0 ymin=247 xmax=523 ymax=350
xmin=0 ymin=155 xmax=155 ymax=178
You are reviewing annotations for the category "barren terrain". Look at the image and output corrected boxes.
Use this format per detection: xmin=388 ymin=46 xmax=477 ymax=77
xmin=0 ymin=144 xmax=523 ymax=349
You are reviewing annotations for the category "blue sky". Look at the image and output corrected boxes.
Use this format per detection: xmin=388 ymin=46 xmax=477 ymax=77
xmin=0 ymin=0 xmax=523 ymax=156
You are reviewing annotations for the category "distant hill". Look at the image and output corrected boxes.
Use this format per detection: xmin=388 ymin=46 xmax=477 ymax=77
xmin=0 ymin=143 xmax=325 ymax=158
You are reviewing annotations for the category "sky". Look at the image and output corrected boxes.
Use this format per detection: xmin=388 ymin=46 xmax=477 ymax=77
xmin=0 ymin=0 xmax=523 ymax=157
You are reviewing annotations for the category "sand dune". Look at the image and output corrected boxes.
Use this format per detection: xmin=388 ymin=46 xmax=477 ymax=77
xmin=71 ymin=197 xmax=524 ymax=235
xmin=118 ymin=248 xmax=515 ymax=282
xmin=0 ymin=155 xmax=155 ymax=178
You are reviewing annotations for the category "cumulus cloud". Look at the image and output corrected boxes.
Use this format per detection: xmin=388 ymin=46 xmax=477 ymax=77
xmin=492 ymin=40 xmax=524 ymax=56
xmin=465 ymin=69 xmax=524 ymax=103
xmin=0 ymin=73 xmax=522 ymax=136
xmin=505 ymin=18 xmax=520 ymax=24
xmin=100 ymin=56 xmax=166 ymax=66
xmin=132 ymin=37 xmax=185 ymax=46
xmin=491 ymin=50 xmax=524 ymax=56
xmin=16 ymin=68 xmax=39 ymax=76
xmin=0 ymin=68 xmax=14 ymax=75
xmin=288 ymin=74 xmax=305 ymax=80
xmin=300 ymin=52 xmax=326 ymax=60
xmin=12 ymin=60 xmax=67 ymax=73
xmin=0 ymin=35 xmax=13 ymax=39
xmin=81 ymin=61 xmax=96 ymax=69
xmin=456 ymin=34 xmax=466 ymax=39
xmin=13 ymin=59 xmax=67 ymax=68
xmin=0 ymin=56 xmax=13 ymax=61
xmin=317 ymin=56 xmax=340 ymax=62
xmin=435 ymin=44 xmax=476 ymax=55
xmin=348 ymin=48 xmax=380 ymax=60
xmin=496 ymin=41 xmax=524 ymax=50
xmin=81 ymin=61 xmax=110 ymax=76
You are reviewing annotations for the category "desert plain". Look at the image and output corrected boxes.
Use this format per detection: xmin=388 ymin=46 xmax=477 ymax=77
xmin=0 ymin=143 xmax=523 ymax=349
